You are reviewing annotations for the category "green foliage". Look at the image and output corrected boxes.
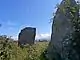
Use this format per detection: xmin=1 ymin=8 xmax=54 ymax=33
xmin=0 ymin=38 xmax=13 ymax=60
xmin=61 ymin=0 xmax=80 ymax=60
xmin=0 ymin=38 xmax=49 ymax=60
xmin=49 ymin=0 xmax=80 ymax=60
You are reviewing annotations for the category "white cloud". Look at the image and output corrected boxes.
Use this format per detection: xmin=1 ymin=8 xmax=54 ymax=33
xmin=75 ymin=0 xmax=78 ymax=1
xmin=11 ymin=36 xmax=18 ymax=40
xmin=1 ymin=20 xmax=17 ymax=29
xmin=6 ymin=20 xmax=17 ymax=27
xmin=36 ymin=33 xmax=51 ymax=40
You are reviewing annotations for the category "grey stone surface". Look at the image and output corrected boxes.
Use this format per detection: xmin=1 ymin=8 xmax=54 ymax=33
xmin=18 ymin=27 xmax=36 ymax=45
xmin=46 ymin=0 xmax=77 ymax=60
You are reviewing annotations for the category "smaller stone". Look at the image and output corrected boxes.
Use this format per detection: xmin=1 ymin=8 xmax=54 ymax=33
xmin=18 ymin=27 xmax=36 ymax=45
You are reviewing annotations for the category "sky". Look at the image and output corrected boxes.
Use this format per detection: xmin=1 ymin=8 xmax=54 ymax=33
xmin=0 ymin=0 xmax=66 ymax=40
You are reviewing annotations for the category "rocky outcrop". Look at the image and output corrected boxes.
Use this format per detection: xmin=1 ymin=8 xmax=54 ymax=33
xmin=46 ymin=0 xmax=78 ymax=60
xmin=18 ymin=27 xmax=36 ymax=45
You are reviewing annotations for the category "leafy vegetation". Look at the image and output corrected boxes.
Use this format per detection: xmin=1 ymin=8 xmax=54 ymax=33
xmin=0 ymin=36 xmax=49 ymax=60
xmin=46 ymin=0 xmax=80 ymax=60
xmin=61 ymin=0 xmax=80 ymax=60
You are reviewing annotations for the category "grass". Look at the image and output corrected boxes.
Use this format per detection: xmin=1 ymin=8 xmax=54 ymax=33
xmin=0 ymin=39 xmax=49 ymax=60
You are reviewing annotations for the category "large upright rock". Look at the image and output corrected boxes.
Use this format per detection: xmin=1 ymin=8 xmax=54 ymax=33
xmin=18 ymin=27 xmax=36 ymax=45
xmin=46 ymin=0 xmax=78 ymax=60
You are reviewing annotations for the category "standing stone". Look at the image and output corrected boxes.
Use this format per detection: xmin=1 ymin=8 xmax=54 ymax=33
xmin=18 ymin=27 xmax=36 ymax=45
xmin=46 ymin=0 xmax=78 ymax=60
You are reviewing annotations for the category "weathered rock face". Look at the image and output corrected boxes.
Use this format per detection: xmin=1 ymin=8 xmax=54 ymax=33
xmin=18 ymin=27 xmax=36 ymax=45
xmin=46 ymin=0 xmax=77 ymax=60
